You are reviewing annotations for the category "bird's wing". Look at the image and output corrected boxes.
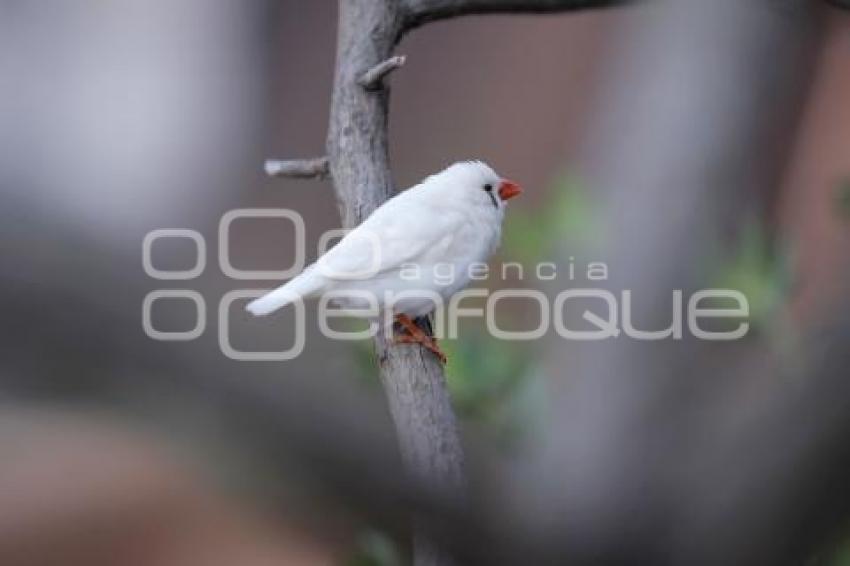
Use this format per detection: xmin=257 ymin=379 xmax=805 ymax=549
xmin=316 ymin=195 xmax=461 ymax=281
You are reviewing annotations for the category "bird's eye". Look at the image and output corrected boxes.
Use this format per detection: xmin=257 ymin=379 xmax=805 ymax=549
xmin=483 ymin=183 xmax=493 ymax=192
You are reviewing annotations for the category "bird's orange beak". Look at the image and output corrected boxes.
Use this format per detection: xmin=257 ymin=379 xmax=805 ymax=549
xmin=498 ymin=179 xmax=523 ymax=201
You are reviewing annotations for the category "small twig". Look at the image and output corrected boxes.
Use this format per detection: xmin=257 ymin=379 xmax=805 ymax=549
xmin=264 ymin=157 xmax=330 ymax=179
xmin=358 ymin=55 xmax=407 ymax=90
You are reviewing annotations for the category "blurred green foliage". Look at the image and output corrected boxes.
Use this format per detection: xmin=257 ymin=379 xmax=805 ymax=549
xmin=346 ymin=529 xmax=403 ymax=566
xmin=714 ymin=218 xmax=791 ymax=328
xmin=831 ymin=543 xmax=850 ymax=566
xmin=441 ymin=329 xmax=549 ymax=445
xmin=834 ymin=179 xmax=850 ymax=221
xmin=502 ymin=173 xmax=598 ymax=263
xmin=441 ymin=331 xmax=526 ymax=418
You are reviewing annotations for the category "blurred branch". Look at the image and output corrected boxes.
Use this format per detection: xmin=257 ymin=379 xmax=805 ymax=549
xmin=674 ymin=314 xmax=850 ymax=565
xmin=359 ymin=55 xmax=407 ymax=90
xmin=529 ymin=0 xmax=822 ymax=562
xmin=401 ymin=0 xmax=629 ymax=31
xmin=264 ymin=157 xmax=330 ymax=179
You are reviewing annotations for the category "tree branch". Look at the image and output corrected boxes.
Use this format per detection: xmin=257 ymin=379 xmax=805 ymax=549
xmin=264 ymin=157 xmax=330 ymax=179
xmin=401 ymin=0 xmax=628 ymax=31
xmin=359 ymin=55 xmax=407 ymax=90
xmin=326 ymin=4 xmax=461 ymax=564
xmin=322 ymin=0 xmax=627 ymax=563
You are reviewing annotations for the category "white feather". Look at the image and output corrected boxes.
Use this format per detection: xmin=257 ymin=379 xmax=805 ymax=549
xmin=245 ymin=266 xmax=326 ymax=315
xmin=246 ymin=160 xmax=513 ymax=317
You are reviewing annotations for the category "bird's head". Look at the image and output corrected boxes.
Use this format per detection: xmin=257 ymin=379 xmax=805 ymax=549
xmin=432 ymin=160 xmax=522 ymax=213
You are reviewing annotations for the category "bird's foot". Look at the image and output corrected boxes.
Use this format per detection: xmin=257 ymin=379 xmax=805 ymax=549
xmin=393 ymin=314 xmax=447 ymax=364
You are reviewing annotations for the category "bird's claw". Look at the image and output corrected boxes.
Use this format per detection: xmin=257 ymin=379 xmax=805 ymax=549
xmin=393 ymin=314 xmax=447 ymax=364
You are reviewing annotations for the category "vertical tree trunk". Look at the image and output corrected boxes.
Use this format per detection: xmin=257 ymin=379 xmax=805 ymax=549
xmin=326 ymin=2 xmax=464 ymax=563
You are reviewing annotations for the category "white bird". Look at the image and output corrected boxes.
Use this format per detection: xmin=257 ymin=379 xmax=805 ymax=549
xmin=246 ymin=160 xmax=522 ymax=362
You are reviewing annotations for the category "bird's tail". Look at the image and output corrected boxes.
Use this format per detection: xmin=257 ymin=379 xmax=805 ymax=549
xmin=245 ymin=270 xmax=325 ymax=316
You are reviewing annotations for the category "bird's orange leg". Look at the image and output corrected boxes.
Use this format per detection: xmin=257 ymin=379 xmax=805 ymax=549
xmin=393 ymin=314 xmax=447 ymax=364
